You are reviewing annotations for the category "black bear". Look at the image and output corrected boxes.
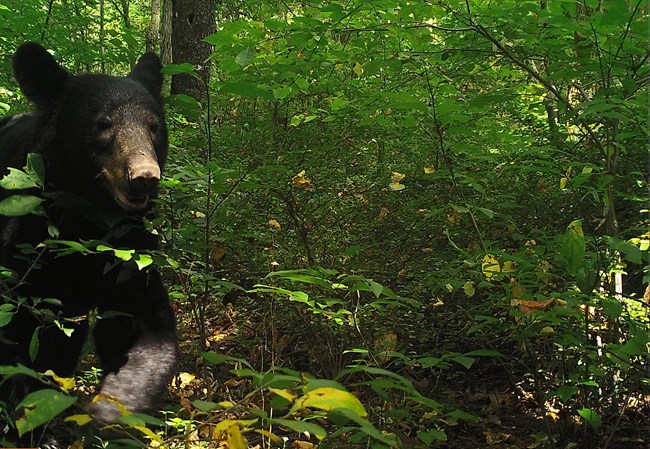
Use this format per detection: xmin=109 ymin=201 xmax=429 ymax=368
xmin=0 ymin=43 xmax=177 ymax=427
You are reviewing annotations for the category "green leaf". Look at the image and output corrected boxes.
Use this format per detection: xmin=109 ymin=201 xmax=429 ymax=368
xmin=161 ymin=63 xmax=196 ymax=76
xmin=16 ymin=389 xmax=77 ymax=436
xmin=602 ymin=298 xmax=623 ymax=319
xmin=29 ymin=327 xmax=40 ymax=362
xmin=477 ymin=207 xmax=495 ymax=218
xmin=462 ymin=349 xmax=502 ymax=357
xmin=113 ymin=248 xmax=135 ymax=261
xmin=450 ymin=355 xmax=474 ymax=369
xmin=192 ymin=400 xmax=219 ymax=412
xmin=202 ymin=351 xmax=252 ymax=368
xmin=26 ymin=153 xmax=45 ymax=185
xmin=235 ymin=47 xmax=256 ymax=66
xmin=270 ymin=418 xmax=327 ymax=440
xmin=0 ymin=194 xmax=43 ymax=216
xmin=577 ymin=408 xmax=601 ymax=429
xmin=562 ymin=220 xmax=585 ymax=276
xmin=0 ymin=304 xmax=15 ymax=327
xmin=349 ymin=280 xmax=385 ymax=298
xmin=550 ymin=385 xmax=578 ymax=403
xmin=619 ymin=335 xmax=649 ymax=356
xmin=165 ymin=94 xmax=202 ymax=119
xmin=330 ymin=408 xmax=398 ymax=446
xmin=46 ymin=240 xmax=92 ymax=255
xmin=266 ymin=270 xmax=332 ymax=288
xmin=576 ymin=266 xmax=597 ymax=295
xmin=607 ymin=237 xmax=643 ymax=264
xmin=273 ymin=86 xmax=293 ymax=100
xmin=134 ymin=253 xmax=153 ymax=270
xmin=295 ymin=77 xmax=309 ymax=91
xmin=0 ymin=168 xmax=38 ymax=190
xmin=0 ymin=364 xmax=41 ymax=379
xmin=418 ymin=428 xmax=447 ymax=444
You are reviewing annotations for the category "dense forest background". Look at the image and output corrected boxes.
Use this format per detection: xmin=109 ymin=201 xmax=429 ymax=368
xmin=0 ymin=0 xmax=648 ymax=448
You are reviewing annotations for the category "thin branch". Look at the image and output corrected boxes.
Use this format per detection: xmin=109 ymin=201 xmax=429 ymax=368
xmin=468 ymin=22 xmax=607 ymax=157
xmin=40 ymin=0 xmax=55 ymax=42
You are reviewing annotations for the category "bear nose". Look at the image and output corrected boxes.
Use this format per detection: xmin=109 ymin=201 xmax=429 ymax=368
xmin=128 ymin=165 xmax=160 ymax=193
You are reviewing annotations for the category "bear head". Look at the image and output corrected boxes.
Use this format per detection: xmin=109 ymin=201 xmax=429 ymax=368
xmin=12 ymin=42 xmax=168 ymax=213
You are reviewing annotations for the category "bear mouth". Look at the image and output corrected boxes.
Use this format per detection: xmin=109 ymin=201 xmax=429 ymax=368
xmin=114 ymin=190 xmax=150 ymax=212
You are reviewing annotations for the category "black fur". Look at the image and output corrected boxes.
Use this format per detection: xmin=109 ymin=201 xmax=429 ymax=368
xmin=0 ymin=43 xmax=177 ymax=429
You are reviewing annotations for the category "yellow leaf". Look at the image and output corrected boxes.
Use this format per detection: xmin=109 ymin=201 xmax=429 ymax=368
xmin=173 ymin=372 xmax=196 ymax=389
xmin=293 ymin=387 xmax=367 ymax=417
xmin=226 ymin=423 xmax=248 ymax=449
xmin=255 ymin=428 xmax=285 ymax=444
xmin=44 ymin=370 xmax=75 ymax=392
xmin=502 ymin=261 xmax=516 ymax=273
xmin=389 ymin=182 xmax=405 ymax=191
xmin=293 ymin=442 xmax=317 ymax=449
xmin=270 ymin=388 xmax=297 ymax=403
xmin=92 ymin=394 xmax=131 ymax=417
xmin=482 ymin=255 xmax=501 ymax=279
xmin=268 ymin=219 xmax=281 ymax=231
xmin=390 ymin=171 xmax=405 ymax=183
xmin=134 ymin=425 xmax=163 ymax=443
xmin=352 ymin=62 xmax=364 ymax=76
xmin=212 ymin=419 xmax=258 ymax=438
xmin=423 ymin=167 xmax=436 ymax=174
xmin=559 ymin=177 xmax=568 ymax=189
xmin=65 ymin=414 xmax=93 ymax=426
xmin=292 ymin=170 xmax=312 ymax=189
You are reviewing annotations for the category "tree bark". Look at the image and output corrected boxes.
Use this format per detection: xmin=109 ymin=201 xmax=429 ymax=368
xmin=147 ymin=0 xmax=162 ymax=52
xmin=161 ymin=0 xmax=173 ymax=65
xmin=171 ymin=0 xmax=215 ymax=99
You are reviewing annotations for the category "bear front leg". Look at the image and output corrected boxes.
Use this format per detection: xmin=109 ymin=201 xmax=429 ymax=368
xmin=91 ymin=271 xmax=177 ymax=423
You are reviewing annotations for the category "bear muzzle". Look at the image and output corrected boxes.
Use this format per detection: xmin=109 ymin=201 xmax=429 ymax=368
xmin=114 ymin=164 xmax=160 ymax=211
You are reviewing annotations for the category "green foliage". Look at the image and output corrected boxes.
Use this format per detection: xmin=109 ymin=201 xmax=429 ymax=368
xmin=15 ymin=389 xmax=77 ymax=436
xmin=1 ymin=0 xmax=649 ymax=447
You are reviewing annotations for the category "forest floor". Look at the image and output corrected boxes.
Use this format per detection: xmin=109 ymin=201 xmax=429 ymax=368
xmin=170 ymin=298 xmax=650 ymax=449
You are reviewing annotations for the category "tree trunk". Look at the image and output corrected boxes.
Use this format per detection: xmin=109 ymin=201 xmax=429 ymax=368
xmin=161 ymin=0 xmax=173 ymax=65
xmin=147 ymin=0 xmax=162 ymax=52
xmin=171 ymin=0 xmax=214 ymax=99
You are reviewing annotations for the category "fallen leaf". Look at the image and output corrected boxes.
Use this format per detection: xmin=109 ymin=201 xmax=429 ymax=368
xmin=292 ymin=170 xmax=312 ymax=189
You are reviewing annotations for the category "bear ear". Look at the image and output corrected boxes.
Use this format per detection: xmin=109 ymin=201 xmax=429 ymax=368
xmin=129 ymin=52 xmax=163 ymax=98
xmin=13 ymin=42 xmax=69 ymax=107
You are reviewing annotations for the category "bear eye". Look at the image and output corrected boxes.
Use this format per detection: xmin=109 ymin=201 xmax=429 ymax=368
xmin=96 ymin=117 xmax=113 ymax=131
xmin=149 ymin=122 xmax=159 ymax=134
